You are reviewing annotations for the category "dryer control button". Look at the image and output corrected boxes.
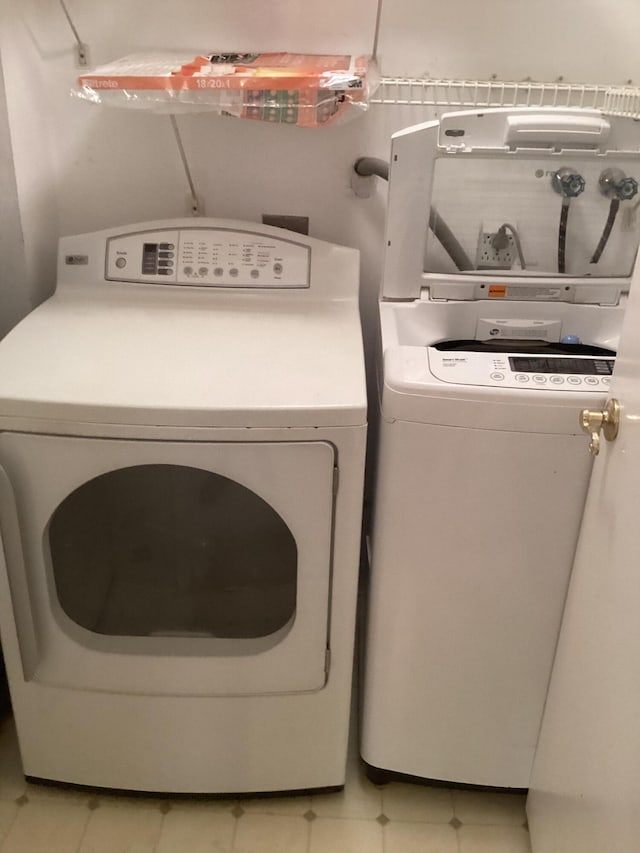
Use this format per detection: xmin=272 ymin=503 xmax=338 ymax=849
xmin=533 ymin=374 xmax=547 ymax=383
xmin=490 ymin=372 xmax=505 ymax=381
xmin=115 ymin=257 xmax=127 ymax=269
xmin=550 ymin=376 xmax=564 ymax=385
xmin=602 ymin=377 xmax=611 ymax=386
xmin=567 ymin=376 xmax=582 ymax=385
xmin=584 ymin=376 xmax=600 ymax=386
xmin=515 ymin=374 xmax=530 ymax=383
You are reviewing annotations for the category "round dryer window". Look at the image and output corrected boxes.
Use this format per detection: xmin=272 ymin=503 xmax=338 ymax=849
xmin=48 ymin=464 xmax=298 ymax=640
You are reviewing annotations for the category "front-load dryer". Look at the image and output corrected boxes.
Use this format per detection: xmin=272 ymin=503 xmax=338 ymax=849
xmin=0 ymin=218 xmax=367 ymax=794
xmin=361 ymin=108 xmax=640 ymax=789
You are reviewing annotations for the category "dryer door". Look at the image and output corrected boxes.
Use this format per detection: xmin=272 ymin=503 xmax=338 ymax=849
xmin=0 ymin=433 xmax=336 ymax=696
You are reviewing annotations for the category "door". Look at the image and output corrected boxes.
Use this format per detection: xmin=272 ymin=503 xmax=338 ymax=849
xmin=527 ymin=276 xmax=640 ymax=849
xmin=0 ymin=433 xmax=336 ymax=696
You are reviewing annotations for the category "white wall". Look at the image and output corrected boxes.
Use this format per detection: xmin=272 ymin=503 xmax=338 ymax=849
xmin=0 ymin=60 xmax=31 ymax=337
xmin=2 ymin=0 xmax=640 ymax=340
xmin=376 ymin=0 xmax=640 ymax=83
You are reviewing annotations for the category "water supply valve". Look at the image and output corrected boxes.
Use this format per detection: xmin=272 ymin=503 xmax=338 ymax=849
xmin=551 ymin=168 xmax=586 ymax=198
xmin=598 ymin=168 xmax=638 ymax=201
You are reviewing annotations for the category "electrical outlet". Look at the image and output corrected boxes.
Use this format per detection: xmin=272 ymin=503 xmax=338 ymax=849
xmin=476 ymin=226 xmax=515 ymax=270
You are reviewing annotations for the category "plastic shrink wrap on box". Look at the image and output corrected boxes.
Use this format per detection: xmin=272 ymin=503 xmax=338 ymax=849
xmin=75 ymin=52 xmax=379 ymax=127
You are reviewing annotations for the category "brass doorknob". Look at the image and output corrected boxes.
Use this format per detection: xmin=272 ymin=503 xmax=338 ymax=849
xmin=580 ymin=398 xmax=620 ymax=457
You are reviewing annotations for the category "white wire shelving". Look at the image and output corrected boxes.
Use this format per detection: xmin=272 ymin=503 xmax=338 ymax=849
xmin=371 ymin=77 xmax=640 ymax=119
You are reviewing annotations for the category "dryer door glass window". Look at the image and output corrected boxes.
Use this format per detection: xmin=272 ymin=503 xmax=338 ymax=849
xmin=48 ymin=465 xmax=297 ymax=639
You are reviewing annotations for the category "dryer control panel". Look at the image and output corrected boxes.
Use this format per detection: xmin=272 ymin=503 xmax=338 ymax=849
xmin=104 ymin=227 xmax=311 ymax=288
xmin=428 ymin=348 xmax=614 ymax=390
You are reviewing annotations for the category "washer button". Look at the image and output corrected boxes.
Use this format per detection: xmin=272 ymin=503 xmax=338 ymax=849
xmin=533 ymin=374 xmax=547 ymax=383
xmin=550 ymin=376 xmax=565 ymax=385
xmin=602 ymin=377 xmax=610 ymax=386
xmin=159 ymin=243 xmax=175 ymax=250
xmin=515 ymin=374 xmax=530 ymax=383
xmin=567 ymin=376 xmax=582 ymax=385
xmin=229 ymin=268 xmax=239 ymax=278
xmin=490 ymin=372 xmax=505 ymax=381
xmin=214 ymin=267 xmax=224 ymax=277
xmin=115 ymin=257 xmax=127 ymax=269
xmin=584 ymin=376 xmax=600 ymax=386
xmin=273 ymin=262 xmax=283 ymax=275
xmin=183 ymin=266 xmax=193 ymax=275
xmin=251 ymin=269 xmax=260 ymax=279
xmin=198 ymin=267 xmax=209 ymax=276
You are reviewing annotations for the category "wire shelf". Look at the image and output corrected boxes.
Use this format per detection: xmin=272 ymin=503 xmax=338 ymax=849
xmin=372 ymin=77 xmax=640 ymax=119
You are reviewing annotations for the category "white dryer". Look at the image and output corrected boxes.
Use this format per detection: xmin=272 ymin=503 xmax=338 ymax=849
xmin=0 ymin=219 xmax=367 ymax=794
xmin=361 ymin=109 xmax=640 ymax=789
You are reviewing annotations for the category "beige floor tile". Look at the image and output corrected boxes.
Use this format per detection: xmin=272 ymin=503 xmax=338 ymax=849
xmin=157 ymin=807 xmax=235 ymax=853
xmin=233 ymin=813 xmax=308 ymax=853
xmin=78 ymin=802 xmax=163 ymax=853
xmin=311 ymin=763 xmax=382 ymax=820
xmin=309 ymin=817 xmax=383 ymax=853
xmin=241 ymin=796 xmax=311 ymax=816
xmin=458 ymin=824 xmax=532 ymax=852
xmin=0 ymin=797 xmax=90 ymax=853
xmin=453 ymin=791 xmax=527 ymax=826
xmin=167 ymin=798 xmax=236 ymax=814
xmin=89 ymin=791 xmax=172 ymax=810
xmin=24 ymin=781 xmax=92 ymax=804
xmin=382 ymin=783 xmax=454 ymax=823
xmin=385 ymin=821 xmax=459 ymax=853
xmin=0 ymin=800 xmax=18 ymax=843
xmin=0 ymin=720 xmax=26 ymax=801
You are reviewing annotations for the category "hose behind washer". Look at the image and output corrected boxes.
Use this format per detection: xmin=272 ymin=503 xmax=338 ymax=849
xmin=353 ymin=157 xmax=474 ymax=271
xmin=590 ymin=198 xmax=620 ymax=264
xmin=558 ymin=199 xmax=570 ymax=274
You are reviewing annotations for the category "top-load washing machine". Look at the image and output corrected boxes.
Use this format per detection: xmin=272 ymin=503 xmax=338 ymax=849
xmin=0 ymin=218 xmax=367 ymax=794
xmin=361 ymin=108 xmax=640 ymax=789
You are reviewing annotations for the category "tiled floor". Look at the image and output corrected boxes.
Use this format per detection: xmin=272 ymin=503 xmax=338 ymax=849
xmin=0 ymin=714 xmax=531 ymax=853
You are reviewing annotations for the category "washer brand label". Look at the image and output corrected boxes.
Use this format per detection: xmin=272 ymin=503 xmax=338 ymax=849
xmin=65 ymin=254 xmax=89 ymax=265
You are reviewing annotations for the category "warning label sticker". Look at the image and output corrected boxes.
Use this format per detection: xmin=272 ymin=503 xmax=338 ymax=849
xmin=488 ymin=285 xmax=507 ymax=298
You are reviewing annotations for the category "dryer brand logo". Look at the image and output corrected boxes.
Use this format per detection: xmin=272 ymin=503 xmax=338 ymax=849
xmin=65 ymin=255 xmax=89 ymax=265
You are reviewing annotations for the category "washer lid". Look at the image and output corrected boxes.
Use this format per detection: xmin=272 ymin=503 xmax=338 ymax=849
xmin=382 ymin=108 xmax=640 ymax=301
xmin=0 ymin=289 xmax=366 ymax=429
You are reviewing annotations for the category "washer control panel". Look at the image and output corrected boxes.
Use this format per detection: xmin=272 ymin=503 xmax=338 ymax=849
xmin=428 ymin=349 xmax=615 ymax=390
xmin=105 ymin=227 xmax=311 ymax=288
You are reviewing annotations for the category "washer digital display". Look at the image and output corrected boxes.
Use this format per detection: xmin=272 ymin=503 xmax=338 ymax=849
xmin=508 ymin=357 xmax=615 ymax=375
